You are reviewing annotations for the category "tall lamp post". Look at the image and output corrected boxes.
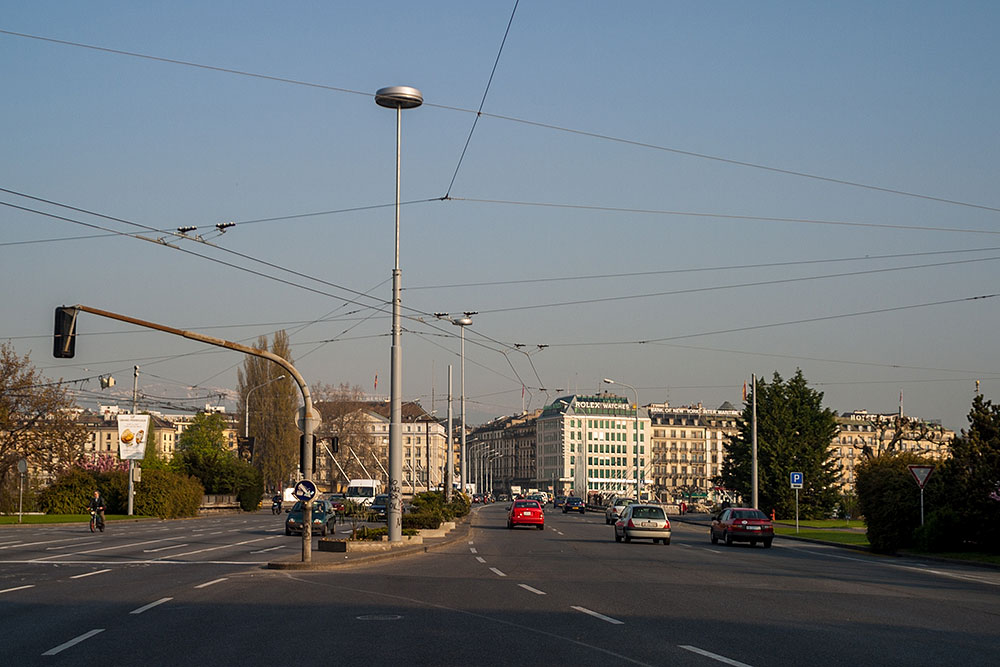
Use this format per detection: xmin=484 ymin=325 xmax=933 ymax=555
xmin=437 ymin=312 xmax=475 ymax=494
xmin=246 ymin=374 xmax=286 ymax=438
xmin=375 ymin=85 xmax=423 ymax=542
xmin=604 ymin=378 xmax=641 ymax=502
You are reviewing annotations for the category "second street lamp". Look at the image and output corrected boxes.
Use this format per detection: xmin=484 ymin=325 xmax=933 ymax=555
xmin=604 ymin=378 xmax=642 ymax=503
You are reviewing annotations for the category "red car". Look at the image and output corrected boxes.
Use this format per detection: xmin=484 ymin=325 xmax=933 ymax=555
xmin=507 ymin=499 xmax=545 ymax=530
xmin=711 ymin=507 xmax=774 ymax=548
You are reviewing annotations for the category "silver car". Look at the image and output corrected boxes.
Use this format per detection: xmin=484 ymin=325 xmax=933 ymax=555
xmin=605 ymin=499 xmax=631 ymax=524
xmin=614 ymin=504 xmax=671 ymax=545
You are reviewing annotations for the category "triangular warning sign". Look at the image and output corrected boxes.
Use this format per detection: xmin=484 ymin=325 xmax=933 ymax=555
xmin=908 ymin=465 xmax=935 ymax=489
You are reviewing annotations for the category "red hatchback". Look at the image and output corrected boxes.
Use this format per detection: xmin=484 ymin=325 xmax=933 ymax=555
xmin=711 ymin=507 xmax=774 ymax=548
xmin=507 ymin=499 xmax=545 ymax=530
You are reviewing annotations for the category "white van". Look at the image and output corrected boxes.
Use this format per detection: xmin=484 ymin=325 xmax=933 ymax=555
xmin=346 ymin=479 xmax=382 ymax=507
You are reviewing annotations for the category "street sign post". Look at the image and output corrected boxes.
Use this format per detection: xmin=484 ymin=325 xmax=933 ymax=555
xmin=293 ymin=479 xmax=318 ymax=502
xmin=907 ymin=465 xmax=935 ymax=525
xmin=790 ymin=472 xmax=804 ymax=532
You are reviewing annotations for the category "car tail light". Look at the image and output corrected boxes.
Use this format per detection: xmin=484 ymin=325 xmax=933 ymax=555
xmin=664 ymin=520 xmax=671 ymax=529
xmin=627 ymin=519 xmax=636 ymax=528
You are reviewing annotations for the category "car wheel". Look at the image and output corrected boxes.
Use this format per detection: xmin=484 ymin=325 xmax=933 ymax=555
xmin=663 ymin=538 xmax=670 ymax=545
xmin=750 ymin=539 xmax=757 ymax=547
xmin=763 ymin=539 xmax=773 ymax=549
xmin=285 ymin=527 xmax=291 ymax=536
xmin=614 ymin=531 xmax=622 ymax=543
xmin=624 ymin=534 xmax=632 ymax=543
xmin=725 ymin=532 xmax=733 ymax=546
xmin=538 ymin=524 xmax=544 ymax=531
xmin=710 ymin=531 xmax=718 ymax=545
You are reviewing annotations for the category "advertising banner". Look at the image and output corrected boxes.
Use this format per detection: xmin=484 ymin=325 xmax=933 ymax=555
xmin=117 ymin=414 xmax=150 ymax=461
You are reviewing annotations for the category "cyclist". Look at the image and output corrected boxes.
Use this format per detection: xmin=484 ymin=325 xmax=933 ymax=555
xmin=88 ymin=490 xmax=106 ymax=532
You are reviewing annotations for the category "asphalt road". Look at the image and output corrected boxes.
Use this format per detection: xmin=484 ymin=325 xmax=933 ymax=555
xmin=1 ymin=506 xmax=998 ymax=666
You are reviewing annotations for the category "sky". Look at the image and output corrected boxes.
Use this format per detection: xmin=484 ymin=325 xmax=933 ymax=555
xmin=2 ymin=1 xmax=998 ymax=432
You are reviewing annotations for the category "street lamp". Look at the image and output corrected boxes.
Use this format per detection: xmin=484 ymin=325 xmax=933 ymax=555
xmin=439 ymin=312 xmax=475 ymax=494
xmin=604 ymin=378 xmax=642 ymax=503
xmin=245 ymin=374 xmax=286 ymax=438
xmin=376 ymin=85 xmax=422 ymax=543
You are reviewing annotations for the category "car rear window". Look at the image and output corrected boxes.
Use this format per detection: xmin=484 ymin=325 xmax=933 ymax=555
xmin=631 ymin=506 xmax=665 ymax=520
xmin=732 ymin=510 xmax=768 ymax=520
xmin=568 ymin=497 xmax=583 ymax=503
xmin=514 ymin=500 xmax=540 ymax=508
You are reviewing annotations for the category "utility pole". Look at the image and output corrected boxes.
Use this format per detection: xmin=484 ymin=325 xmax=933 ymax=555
xmin=752 ymin=373 xmax=759 ymax=510
xmin=446 ymin=366 xmax=453 ymax=502
xmin=128 ymin=366 xmax=138 ymax=516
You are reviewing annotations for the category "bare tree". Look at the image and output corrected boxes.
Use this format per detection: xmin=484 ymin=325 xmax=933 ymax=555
xmin=0 ymin=343 xmax=85 ymax=510
xmin=854 ymin=413 xmax=948 ymax=460
xmin=314 ymin=383 xmax=385 ymax=489
xmin=237 ymin=332 xmax=299 ymax=493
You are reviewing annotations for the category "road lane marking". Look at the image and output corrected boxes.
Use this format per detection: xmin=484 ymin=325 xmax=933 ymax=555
xmin=475 ymin=556 xmax=486 ymax=563
xmin=42 ymin=629 xmax=104 ymax=656
xmin=680 ymin=645 xmax=752 ymax=666
xmin=130 ymin=597 xmax=172 ymax=614
xmin=251 ymin=545 xmax=285 ymax=553
xmin=782 ymin=545 xmax=1000 ymax=586
xmin=70 ymin=569 xmax=112 ymax=579
xmin=194 ymin=577 xmax=228 ymax=589
xmin=157 ymin=537 xmax=269 ymax=559
xmin=518 ymin=584 xmax=547 ymax=595
xmin=30 ymin=537 xmax=180 ymax=561
xmin=571 ymin=606 xmax=624 ymax=625
xmin=0 ymin=584 xmax=35 ymax=594
xmin=489 ymin=567 xmax=507 ymax=577
xmin=470 ymin=547 xmax=478 ymax=554
xmin=45 ymin=540 xmax=100 ymax=550
xmin=143 ymin=543 xmax=190 ymax=553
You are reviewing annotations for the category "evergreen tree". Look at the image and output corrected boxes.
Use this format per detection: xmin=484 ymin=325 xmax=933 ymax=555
xmin=722 ymin=370 xmax=840 ymax=518
xmin=237 ymin=332 xmax=299 ymax=492
xmin=927 ymin=394 xmax=1000 ymax=550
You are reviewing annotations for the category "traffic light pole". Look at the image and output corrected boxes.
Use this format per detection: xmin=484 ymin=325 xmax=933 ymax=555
xmin=53 ymin=304 xmax=320 ymax=562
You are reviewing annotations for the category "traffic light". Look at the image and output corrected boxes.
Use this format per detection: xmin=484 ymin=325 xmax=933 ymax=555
xmin=329 ymin=436 xmax=339 ymax=453
xmin=53 ymin=306 xmax=78 ymax=358
xmin=300 ymin=434 xmax=317 ymax=473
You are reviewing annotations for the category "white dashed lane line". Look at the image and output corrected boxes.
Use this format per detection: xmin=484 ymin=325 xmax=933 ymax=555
xmin=489 ymin=567 xmax=507 ymax=577
xmin=518 ymin=584 xmax=547 ymax=595
xmin=475 ymin=557 xmax=486 ymax=563
xmin=680 ymin=645 xmax=753 ymax=666
xmin=0 ymin=584 xmax=34 ymax=595
xmin=571 ymin=606 xmax=624 ymax=625
xmin=42 ymin=629 xmax=104 ymax=656
xmin=194 ymin=577 xmax=228 ymax=589
xmin=130 ymin=597 xmax=173 ymax=615
xmin=70 ymin=569 xmax=111 ymax=579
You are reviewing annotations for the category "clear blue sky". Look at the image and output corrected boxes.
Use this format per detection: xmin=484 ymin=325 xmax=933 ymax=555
xmin=2 ymin=1 xmax=998 ymax=431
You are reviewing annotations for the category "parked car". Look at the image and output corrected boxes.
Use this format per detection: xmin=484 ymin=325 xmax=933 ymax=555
xmin=285 ymin=500 xmax=337 ymax=537
xmin=507 ymin=499 xmax=545 ymax=530
xmin=322 ymin=493 xmax=346 ymax=514
xmin=562 ymin=496 xmax=586 ymax=514
xmin=605 ymin=498 xmax=631 ymax=524
xmin=614 ymin=504 xmax=671 ymax=544
xmin=710 ymin=507 xmax=774 ymax=548
xmin=369 ymin=494 xmax=389 ymax=522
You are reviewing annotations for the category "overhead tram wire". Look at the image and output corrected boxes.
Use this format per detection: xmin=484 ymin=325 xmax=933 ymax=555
xmin=443 ymin=197 xmax=1000 ymax=236
xmin=405 ymin=246 xmax=1000 ymax=291
xmin=2 ymin=29 xmax=997 ymax=215
xmin=543 ymin=293 xmax=999 ymax=348
xmin=444 ymin=0 xmax=520 ymax=197
xmin=473 ymin=254 xmax=1000 ymax=315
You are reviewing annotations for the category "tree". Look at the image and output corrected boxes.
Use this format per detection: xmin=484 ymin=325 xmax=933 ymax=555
xmin=314 ymin=383 xmax=377 ymax=487
xmin=853 ymin=412 xmax=948 ymax=461
xmin=856 ymin=450 xmax=933 ymax=552
xmin=925 ymin=394 xmax=1000 ymax=550
xmin=721 ymin=370 xmax=840 ymax=518
xmin=236 ymin=331 xmax=299 ymax=492
xmin=0 ymin=342 xmax=85 ymax=512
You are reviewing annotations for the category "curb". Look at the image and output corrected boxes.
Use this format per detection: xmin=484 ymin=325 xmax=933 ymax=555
xmin=266 ymin=517 xmax=473 ymax=571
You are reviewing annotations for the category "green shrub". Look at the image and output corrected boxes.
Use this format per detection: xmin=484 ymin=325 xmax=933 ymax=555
xmin=403 ymin=509 xmax=443 ymax=530
xmin=134 ymin=469 xmax=204 ymax=519
xmin=914 ymin=507 xmax=963 ymax=552
xmin=856 ymin=451 xmax=932 ymax=553
xmin=96 ymin=471 xmax=129 ymax=514
xmin=39 ymin=468 xmax=97 ymax=514
xmin=235 ymin=466 xmax=264 ymax=512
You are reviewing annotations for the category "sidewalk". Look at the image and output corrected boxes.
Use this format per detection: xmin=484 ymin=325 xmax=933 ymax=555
xmin=267 ymin=515 xmax=473 ymax=571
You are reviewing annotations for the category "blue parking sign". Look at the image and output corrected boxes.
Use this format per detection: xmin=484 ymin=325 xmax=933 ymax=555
xmin=790 ymin=472 xmax=804 ymax=488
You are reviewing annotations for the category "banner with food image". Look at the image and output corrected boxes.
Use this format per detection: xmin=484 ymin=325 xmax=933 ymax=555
xmin=117 ymin=414 xmax=150 ymax=461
